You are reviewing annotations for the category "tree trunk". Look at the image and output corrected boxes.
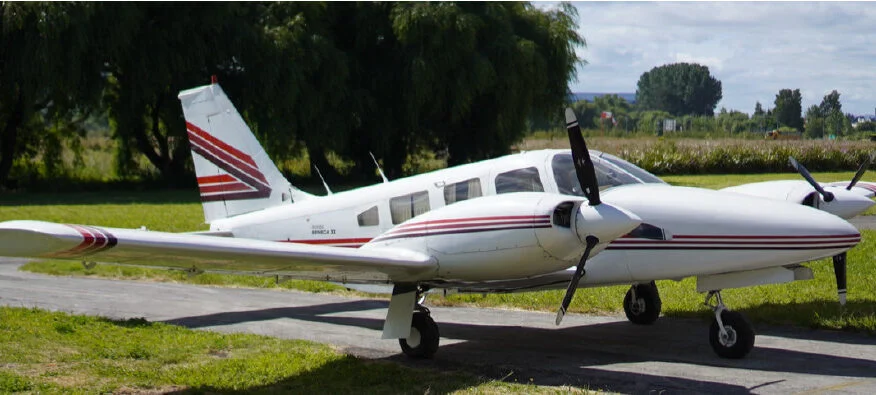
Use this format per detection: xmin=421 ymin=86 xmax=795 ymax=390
xmin=0 ymin=94 xmax=25 ymax=188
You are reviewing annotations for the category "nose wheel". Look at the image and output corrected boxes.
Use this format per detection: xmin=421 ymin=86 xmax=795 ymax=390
xmin=623 ymin=281 xmax=662 ymax=325
xmin=705 ymin=291 xmax=754 ymax=359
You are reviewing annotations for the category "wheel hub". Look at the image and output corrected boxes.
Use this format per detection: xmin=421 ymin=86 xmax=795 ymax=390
xmin=630 ymin=298 xmax=645 ymax=315
xmin=718 ymin=325 xmax=737 ymax=347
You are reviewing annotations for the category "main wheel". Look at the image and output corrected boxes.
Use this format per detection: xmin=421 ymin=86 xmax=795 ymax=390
xmin=399 ymin=312 xmax=439 ymax=358
xmin=623 ymin=282 xmax=662 ymax=325
xmin=709 ymin=310 xmax=755 ymax=359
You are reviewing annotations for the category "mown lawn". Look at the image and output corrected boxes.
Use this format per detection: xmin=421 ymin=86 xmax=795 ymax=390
xmin=0 ymin=307 xmax=587 ymax=394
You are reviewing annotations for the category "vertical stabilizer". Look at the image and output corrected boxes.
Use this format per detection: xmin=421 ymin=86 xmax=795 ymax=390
xmin=178 ymin=83 xmax=312 ymax=223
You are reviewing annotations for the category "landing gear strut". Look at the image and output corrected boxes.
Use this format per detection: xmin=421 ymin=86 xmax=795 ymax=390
xmin=399 ymin=290 xmax=439 ymax=358
xmin=705 ymin=290 xmax=755 ymax=359
xmin=623 ymin=281 xmax=662 ymax=325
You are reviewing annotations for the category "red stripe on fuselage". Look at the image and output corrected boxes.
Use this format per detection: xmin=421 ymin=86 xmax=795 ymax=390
xmin=396 ymin=215 xmax=551 ymax=229
xmin=388 ymin=219 xmax=552 ymax=235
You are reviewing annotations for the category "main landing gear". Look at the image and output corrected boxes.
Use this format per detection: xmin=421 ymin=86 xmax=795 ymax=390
xmin=705 ymin=290 xmax=755 ymax=359
xmin=399 ymin=293 xmax=440 ymax=359
xmin=623 ymin=281 xmax=662 ymax=325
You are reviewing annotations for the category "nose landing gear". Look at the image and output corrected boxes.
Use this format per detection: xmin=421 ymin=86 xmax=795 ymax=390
xmin=705 ymin=290 xmax=755 ymax=359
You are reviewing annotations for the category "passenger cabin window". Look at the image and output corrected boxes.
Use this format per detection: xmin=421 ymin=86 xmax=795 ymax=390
xmin=495 ymin=167 xmax=544 ymax=194
xmin=444 ymin=178 xmax=482 ymax=205
xmin=390 ymin=191 xmax=431 ymax=224
xmin=357 ymin=206 xmax=379 ymax=226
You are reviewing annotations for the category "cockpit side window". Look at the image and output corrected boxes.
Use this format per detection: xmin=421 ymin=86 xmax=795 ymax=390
xmin=551 ymin=153 xmax=642 ymax=196
xmin=495 ymin=167 xmax=544 ymax=194
xmin=551 ymin=154 xmax=585 ymax=196
xmin=599 ymin=153 xmax=666 ymax=184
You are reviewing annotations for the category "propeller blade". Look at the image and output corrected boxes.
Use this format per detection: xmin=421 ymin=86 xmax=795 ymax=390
xmin=833 ymin=252 xmax=847 ymax=306
xmin=789 ymin=156 xmax=834 ymax=202
xmin=555 ymin=235 xmax=599 ymax=325
xmin=565 ymin=108 xmax=601 ymax=206
xmin=847 ymin=154 xmax=872 ymax=190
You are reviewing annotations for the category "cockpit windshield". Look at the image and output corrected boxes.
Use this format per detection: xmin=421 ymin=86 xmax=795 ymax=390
xmin=551 ymin=152 xmax=665 ymax=197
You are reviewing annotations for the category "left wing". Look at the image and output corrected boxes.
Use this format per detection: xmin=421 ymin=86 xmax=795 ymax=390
xmin=0 ymin=220 xmax=436 ymax=282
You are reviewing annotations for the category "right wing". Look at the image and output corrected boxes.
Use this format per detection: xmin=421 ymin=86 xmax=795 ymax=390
xmin=0 ymin=220 xmax=436 ymax=282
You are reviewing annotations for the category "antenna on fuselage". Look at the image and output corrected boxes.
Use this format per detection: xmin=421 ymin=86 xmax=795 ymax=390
xmin=370 ymin=152 xmax=389 ymax=183
xmin=313 ymin=165 xmax=333 ymax=195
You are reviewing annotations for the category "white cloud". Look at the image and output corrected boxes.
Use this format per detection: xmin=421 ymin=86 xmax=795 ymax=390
xmin=568 ymin=1 xmax=876 ymax=115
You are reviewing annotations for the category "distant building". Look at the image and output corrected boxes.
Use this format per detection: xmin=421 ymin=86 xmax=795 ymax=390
xmin=570 ymin=92 xmax=636 ymax=105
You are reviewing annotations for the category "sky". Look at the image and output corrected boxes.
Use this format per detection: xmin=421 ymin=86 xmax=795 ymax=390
xmin=546 ymin=2 xmax=876 ymax=116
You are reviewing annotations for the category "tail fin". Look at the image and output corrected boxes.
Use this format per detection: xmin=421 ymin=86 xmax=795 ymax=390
xmin=178 ymin=82 xmax=313 ymax=223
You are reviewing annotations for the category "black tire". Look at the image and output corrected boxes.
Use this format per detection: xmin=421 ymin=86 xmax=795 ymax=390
xmin=709 ymin=310 xmax=755 ymax=359
xmin=399 ymin=312 xmax=439 ymax=359
xmin=623 ymin=282 xmax=662 ymax=325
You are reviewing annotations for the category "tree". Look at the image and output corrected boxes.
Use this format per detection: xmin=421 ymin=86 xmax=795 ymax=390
xmin=0 ymin=3 xmax=135 ymax=187
xmin=804 ymin=105 xmax=825 ymax=138
xmin=819 ymin=90 xmax=842 ymax=116
xmin=753 ymin=102 xmax=764 ymax=117
xmin=773 ymin=89 xmax=803 ymax=130
xmin=635 ymin=62 xmax=722 ymax=116
xmin=103 ymin=4 xmax=266 ymax=183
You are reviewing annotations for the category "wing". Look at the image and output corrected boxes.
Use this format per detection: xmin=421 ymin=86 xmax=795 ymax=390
xmin=0 ymin=220 xmax=436 ymax=283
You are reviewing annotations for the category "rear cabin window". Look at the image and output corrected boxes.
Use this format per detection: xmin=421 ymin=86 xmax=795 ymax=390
xmin=357 ymin=206 xmax=379 ymax=226
xmin=495 ymin=167 xmax=544 ymax=194
xmin=390 ymin=191 xmax=431 ymax=224
xmin=443 ymin=178 xmax=482 ymax=205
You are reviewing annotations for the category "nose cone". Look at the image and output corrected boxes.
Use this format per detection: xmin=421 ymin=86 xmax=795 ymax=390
xmin=821 ymin=187 xmax=876 ymax=219
xmin=575 ymin=203 xmax=642 ymax=244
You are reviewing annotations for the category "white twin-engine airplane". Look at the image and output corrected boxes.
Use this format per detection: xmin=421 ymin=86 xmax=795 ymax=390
xmin=0 ymin=83 xmax=863 ymax=360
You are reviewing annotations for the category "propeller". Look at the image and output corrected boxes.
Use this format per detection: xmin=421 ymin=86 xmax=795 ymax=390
xmin=556 ymin=236 xmax=599 ymax=325
xmin=846 ymin=153 xmax=872 ymax=190
xmin=554 ymin=108 xmax=609 ymax=325
xmin=566 ymin=108 xmax=601 ymax=206
xmin=789 ymin=156 xmax=834 ymax=202
xmin=833 ymin=252 xmax=847 ymax=306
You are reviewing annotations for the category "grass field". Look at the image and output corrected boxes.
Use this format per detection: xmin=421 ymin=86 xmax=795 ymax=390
xmin=0 ymin=307 xmax=586 ymax=394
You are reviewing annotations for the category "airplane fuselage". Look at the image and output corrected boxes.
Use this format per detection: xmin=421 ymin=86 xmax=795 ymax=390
xmin=210 ymin=149 xmax=859 ymax=290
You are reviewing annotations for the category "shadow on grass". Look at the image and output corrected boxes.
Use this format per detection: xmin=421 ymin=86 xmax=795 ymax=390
xmin=164 ymin=355 xmax=491 ymax=395
xmin=161 ymin=300 xmax=876 ymax=393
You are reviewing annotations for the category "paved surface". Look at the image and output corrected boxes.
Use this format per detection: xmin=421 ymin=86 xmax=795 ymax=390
xmin=1 ymin=260 xmax=875 ymax=394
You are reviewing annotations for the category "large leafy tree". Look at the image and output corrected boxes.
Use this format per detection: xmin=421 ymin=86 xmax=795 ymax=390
xmin=0 ymin=3 xmax=131 ymax=187
xmin=773 ymin=88 xmax=803 ymax=130
xmin=635 ymin=63 xmax=722 ymax=116
xmin=102 ymin=3 xmax=266 ymax=183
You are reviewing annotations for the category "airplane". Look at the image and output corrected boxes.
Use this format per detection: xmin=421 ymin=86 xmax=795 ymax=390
xmin=0 ymin=82 xmax=862 ymax=360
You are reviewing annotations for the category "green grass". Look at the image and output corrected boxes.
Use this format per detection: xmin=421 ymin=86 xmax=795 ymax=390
xmin=0 ymin=307 xmax=586 ymax=394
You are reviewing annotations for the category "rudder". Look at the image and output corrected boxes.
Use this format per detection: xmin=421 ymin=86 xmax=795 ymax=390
xmin=178 ymin=82 xmax=312 ymax=223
